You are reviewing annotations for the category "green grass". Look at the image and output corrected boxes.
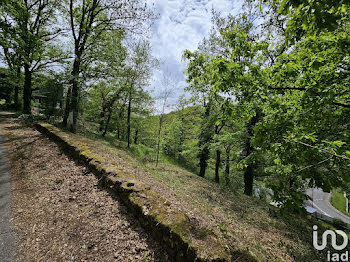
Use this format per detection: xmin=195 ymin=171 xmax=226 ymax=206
xmin=330 ymin=189 xmax=349 ymax=216
xmin=128 ymin=143 xmax=155 ymax=161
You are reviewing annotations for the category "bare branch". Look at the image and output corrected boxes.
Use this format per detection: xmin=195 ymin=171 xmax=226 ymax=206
xmin=295 ymin=157 xmax=333 ymax=173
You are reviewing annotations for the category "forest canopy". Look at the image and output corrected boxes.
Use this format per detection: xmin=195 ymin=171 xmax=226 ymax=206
xmin=0 ymin=0 xmax=349 ymax=213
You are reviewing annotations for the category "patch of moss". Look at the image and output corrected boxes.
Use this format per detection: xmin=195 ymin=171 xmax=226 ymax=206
xmin=88 ymin=160 xmax=105 ymax=177
xmin=79 ymin=150 xmax=94 ymax=162
xmin=170 ymin=218 xmax=191 ymax=244
xmin=77 ymin=145 xmax=90 ymax=152
xmin=121 ymin=182 xmax=135 ymax=192
xmin=110 ymin=171 xmax=135 ymax=181
xmin=129 ymin=192 xmax=148 ymax=207
xmin=93 ymin=155 xmax=105 ymax=163
xmin=104 ymin=175 xmax=120 ymax=188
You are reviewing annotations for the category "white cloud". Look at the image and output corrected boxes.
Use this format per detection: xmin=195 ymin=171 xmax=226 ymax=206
xmin=146 ymin=0 xmax=243 ymax=110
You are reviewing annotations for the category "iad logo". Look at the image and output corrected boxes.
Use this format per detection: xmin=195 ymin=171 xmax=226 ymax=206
xmin=313 ymin=225 xmax=349 ymax=261
xmin=313 ymin=225 xmax=348 ymax=250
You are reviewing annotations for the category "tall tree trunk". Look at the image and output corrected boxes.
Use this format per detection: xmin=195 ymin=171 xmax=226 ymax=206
xmin=243 ymin=139 xmax=254 ymax=196
xmin=242 ymin=114 xmax=259 ymax=196
xmin=63 ymin=87 xmax=72 ymax=127
xmin=156 ymin=115 xmax=163 ymax=167
xmin=214 ymin=124 xmax=223 ymax=183
xmin=244 ymin=163 xmax=254 ymax=196
xmin=102 ymin=109 xmax=112 ymax=137
xmin=198 ymin=147 xmax=209 ymax=177
xmin=23 ymin=63 xmax=32 ymax=114
xmin=69 ymin=58 xmax=80 ymax=133
xmin=174 ymin=134 xmax=176 ymax=160
xmin=198 ymin=102 xmax=212 ymax=178
xmin=127 ymin=88 xmax=132 ymax=148
xmin=134 ymin=129 xmax=138 ymax=144
xmin=14 ymin=66 xmax=20 ymax=111
xmin=117 ymin=107 xmax=123 ymax=140
xmin=215 ymin=149 xmax=221 ymax=183
xmin=99 ymin=106 xmax=106 ymax=132
xmin=225 ymin=149 xmax=230 ymax=186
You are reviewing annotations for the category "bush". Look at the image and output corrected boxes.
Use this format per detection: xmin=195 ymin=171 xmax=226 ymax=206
xmin=18 ymin=114 xmax=45 ymax=123
xmin=0 ymin=100 xmax=15 ymax=110
xmin=129 ymin=143 xmax=155 ymax=161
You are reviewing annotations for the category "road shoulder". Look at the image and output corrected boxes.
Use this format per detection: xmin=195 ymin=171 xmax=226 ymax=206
xmin=0 ymin=130 xmax=16 ymax=262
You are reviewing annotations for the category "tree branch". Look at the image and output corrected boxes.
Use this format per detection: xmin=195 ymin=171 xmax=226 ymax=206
xmin=284 ymin=138 xmax=350 ymax=161
xmin=333 ymin=102 xmax=350 ymax=109
xmin=295 ymin=157 xmax=333 ymax=173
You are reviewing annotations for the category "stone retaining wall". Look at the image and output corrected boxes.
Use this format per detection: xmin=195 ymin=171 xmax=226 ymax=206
xmin=36 ymin=123 xmax=233 ymax=262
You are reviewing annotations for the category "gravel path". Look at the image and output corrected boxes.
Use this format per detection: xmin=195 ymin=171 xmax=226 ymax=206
xmin=0 ymin=114 xmax=169 ymax=262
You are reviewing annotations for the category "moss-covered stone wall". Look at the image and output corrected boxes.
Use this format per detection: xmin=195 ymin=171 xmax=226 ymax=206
xmin=36 ymin=123 xmax=233 ymax=262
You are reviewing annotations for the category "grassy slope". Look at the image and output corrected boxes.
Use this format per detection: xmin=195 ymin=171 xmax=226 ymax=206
xmin=74 ymin=126 xmax=333 ymax=262
xmin=330 ymin=190 xmax=348 ymax=215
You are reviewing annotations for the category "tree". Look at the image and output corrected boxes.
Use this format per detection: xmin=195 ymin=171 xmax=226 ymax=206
xmin=237 ymin=0 xmax=350 ymax=211
xmin=184 ymin=51 xmax=215 ymax=178
xmin=32 ymin=72 xmax=64 ymax=119
xmin=0 ymin=24 xmax=22 ymax=110
xmin=221 ymin=132 xmax=237 ymax=186
xmin=0 ymin=68 xmax=15 ymax=104
xmin=184 ymin=11 xmax=267 ymax=191
xmin=62 ymin=0 xmax=154 ymax=133
xmin=155 ymin=72 xmax=174 ymax=167
xmin=86 ymin=81 xmax=123 ymax=136
xmin=86 ymin=30 xmax=126 ymax=136
xmin=1 ymin=0 xmax=64 ymax=114
xmin=124 ymin=40 xmax=156 ymax=148
xmin=254 ymin=30 xmax=350 ymax=211
xmin=129 ymin=89 xmax=153 ymax=144
xmin=262 ymin=0 xmax=349 ymax=42
xmin=162 ymin=117 xmax=185 ymax=161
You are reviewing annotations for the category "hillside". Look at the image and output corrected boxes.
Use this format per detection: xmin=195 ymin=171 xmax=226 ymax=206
xmin=46 ymin=119 xmax=328 ymax=261
xmin=1 ymin=0 xmax=350 ymax=261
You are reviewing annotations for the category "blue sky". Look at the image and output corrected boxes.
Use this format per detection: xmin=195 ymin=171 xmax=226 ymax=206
xmin=146 ymin=0 xmax=243 ymax=110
